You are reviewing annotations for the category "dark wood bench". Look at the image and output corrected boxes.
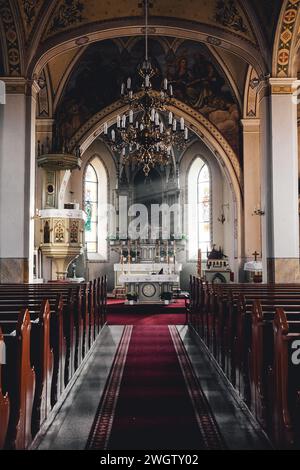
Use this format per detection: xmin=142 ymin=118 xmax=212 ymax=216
xmin=0 ymin=276 xmax=107 ymax=450
xmin=1 ymin=310 xmax=35 ymax=449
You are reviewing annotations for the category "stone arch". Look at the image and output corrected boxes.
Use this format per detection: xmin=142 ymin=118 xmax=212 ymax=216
xmin=29 ymin=20 xmax=267 ymax=80
xmin=50 ymin=34 xmax=244 ymax=118
xmin=67 ymin=97 xmax=243 ymax=262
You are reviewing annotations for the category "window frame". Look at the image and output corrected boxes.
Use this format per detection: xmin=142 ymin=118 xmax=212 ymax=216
xmin=187 ymin=156 xmax=213 ymax=262
xmin=83 ymin=156 xmax=108 ymax=261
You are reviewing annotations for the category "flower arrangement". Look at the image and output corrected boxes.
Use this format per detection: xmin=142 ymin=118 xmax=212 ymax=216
xmin=126 ymin=292 xmax=138 ymax=302
xmin=161 ymin=291 xmax=173 ymax=301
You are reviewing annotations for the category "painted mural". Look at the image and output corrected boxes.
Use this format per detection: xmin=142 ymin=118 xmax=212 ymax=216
xmin=55 ymin=37 xmax=240 ymax=154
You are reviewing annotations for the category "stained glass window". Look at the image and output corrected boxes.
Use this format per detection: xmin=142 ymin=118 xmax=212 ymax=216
xmin=84 ymin=158 xmax=108 ymax=258
xmin=188 ymin=158 xmax=212 ymax=260
xmin=84 ymin=163 xmax=98 ymax=253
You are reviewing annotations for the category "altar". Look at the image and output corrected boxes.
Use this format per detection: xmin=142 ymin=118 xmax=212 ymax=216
xmin=114 ymin=263 xmax=182 ymax=303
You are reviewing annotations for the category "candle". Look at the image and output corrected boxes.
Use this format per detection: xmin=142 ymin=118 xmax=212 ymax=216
xmin=168 ymin=112 xmax=173 ymax=126
xmin=127 ymin=77 xmax=131 ymax=89
xmin=180 ymin=117 xmax=184 ymax=130
xmin=117 ymin=115 xmax=121 ymax=128
xmin=173 ymin=119 xmax=177 ymax=131
xmin=164 ymin=78 xmax=168 ymax=90
xmin=145 ymin=75 xmax=150 ymax=87
xmin=121 ymin=83 xmax=125 ymax=95
xmin=184 ymin=127 xmax=188 ymax=140
xmin=129 ymin=109 xmax=133 ymax=123
xmin=104 ymin=123 xmax=108 ymax=134
xmin=111 ymin=129 xmax=115 ymax=141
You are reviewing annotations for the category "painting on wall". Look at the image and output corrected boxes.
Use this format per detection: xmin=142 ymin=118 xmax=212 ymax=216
xmin=55 ymin=37 xmax=240 ymax=155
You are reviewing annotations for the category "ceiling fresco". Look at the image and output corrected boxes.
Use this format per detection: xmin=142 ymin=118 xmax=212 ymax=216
xmin=41 ymin=0 xmax=256 ymax=43
xmin=55 ymin=37 xmax=241 ymax=155
xmin=17 ymin=0 xmax=44 ymax=41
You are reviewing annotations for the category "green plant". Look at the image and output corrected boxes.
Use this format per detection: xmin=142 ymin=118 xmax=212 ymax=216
xmin=161 ymin=291 xmax=173 ymax=301
xmin=107 ymin=234 xmax=119 ymax=241
xmin=127 ymin=292 xmax=138 ymax=302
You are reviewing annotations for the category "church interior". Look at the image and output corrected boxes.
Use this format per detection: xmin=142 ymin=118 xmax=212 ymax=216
xmin=1 ymin=0 xmax=300 ymax=452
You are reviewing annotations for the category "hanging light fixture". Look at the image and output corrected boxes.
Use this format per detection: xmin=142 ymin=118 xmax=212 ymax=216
xmin=103 ymin=0 xmax=188 ymax=176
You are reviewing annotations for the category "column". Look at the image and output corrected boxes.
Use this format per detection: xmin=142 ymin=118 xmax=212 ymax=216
xmin=241 ymin=119 xmax=262 ymax=263
xmin=0 ymin=78 xmax=39 ymax=283
xmin=267 ymin=78 xmax=300 ymax=282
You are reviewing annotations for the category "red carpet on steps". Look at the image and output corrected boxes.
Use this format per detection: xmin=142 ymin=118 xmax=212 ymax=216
xmin=107 ymin=299 xmax=186 ymax=325
xmin=87 ymin=325 xmax=225 ymax=450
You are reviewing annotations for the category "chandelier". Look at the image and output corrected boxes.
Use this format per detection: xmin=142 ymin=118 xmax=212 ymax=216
xmin=103 ymin=0 xmax=188 ymax=176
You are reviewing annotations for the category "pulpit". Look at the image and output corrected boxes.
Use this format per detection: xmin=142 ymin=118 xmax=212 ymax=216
xmin=39 ymin=208 xmax=86 ymax=280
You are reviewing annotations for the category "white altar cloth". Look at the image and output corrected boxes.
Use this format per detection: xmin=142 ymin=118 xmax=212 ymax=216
xmin=119 ymin=274 xmax=179 ymax=283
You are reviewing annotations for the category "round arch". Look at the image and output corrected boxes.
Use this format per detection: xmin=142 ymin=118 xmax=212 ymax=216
xmin=48 ymin=34 xmax=245 ymax=117
xmin=68 ymin=97 xmax=244 ymax=262
xmin=29 ymin=19 xmax=267 ymax=80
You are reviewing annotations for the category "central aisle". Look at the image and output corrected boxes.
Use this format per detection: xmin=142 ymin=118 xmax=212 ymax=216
xmin=87 ymin=325 xmax=225 ymax=450
xmin=36 ymin=305 xmax=271 ymax=450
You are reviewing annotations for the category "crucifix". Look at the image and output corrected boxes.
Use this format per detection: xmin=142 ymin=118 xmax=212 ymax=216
xmin=252 ymin=251 xmax=260 ymax=262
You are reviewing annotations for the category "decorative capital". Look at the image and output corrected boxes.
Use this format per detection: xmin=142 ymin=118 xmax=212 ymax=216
xmin=240 ymin=119 xmax=260 ymax=132
xmin=269 ymin=77 xmax=300 ymax=94
xmin=0 ymin=77 xmax=40 ymax=97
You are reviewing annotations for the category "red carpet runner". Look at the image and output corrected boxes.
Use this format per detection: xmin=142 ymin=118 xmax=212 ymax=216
xmin=87 ymin=325 xmax=225 ymax=450
xmin=107 ymin=299 xmax=186 ymax=325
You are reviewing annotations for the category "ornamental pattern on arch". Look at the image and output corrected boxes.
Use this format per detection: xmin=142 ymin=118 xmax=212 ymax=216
xmin=276 ymin=0 xmax=300 ymax=77
xmin=0 ymin=0 xmax=22 ymax=75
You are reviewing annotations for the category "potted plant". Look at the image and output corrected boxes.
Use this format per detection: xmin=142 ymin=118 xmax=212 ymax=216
xmin=161 ymin=291 xmax=173 ymax=305
xmin=107 ymin=234 xmax=119 ymax=245
xmin=130 ymin=250 xmax=137 ymax=262
xmin=126 ymin=292 xmax=138 ymax=305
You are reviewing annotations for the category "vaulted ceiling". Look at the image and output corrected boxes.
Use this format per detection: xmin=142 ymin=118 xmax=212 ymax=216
xmin=0 ymin=0 xmax=284 ymax=78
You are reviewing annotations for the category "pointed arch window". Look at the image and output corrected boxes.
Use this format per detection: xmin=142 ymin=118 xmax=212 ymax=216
xmin=84 ymin=157 xmax=108 ymax=258
xmin=188 ymin=157 xmax=212 ymax=260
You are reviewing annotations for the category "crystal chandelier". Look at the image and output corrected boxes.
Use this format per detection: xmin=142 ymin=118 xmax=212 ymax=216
xmin=103 ymin=0 xmax=188 ymax=176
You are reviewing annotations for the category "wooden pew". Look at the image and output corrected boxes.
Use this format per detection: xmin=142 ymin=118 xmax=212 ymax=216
xmin=250 ymin=301 xmax=300 ymax=432
xmin=0 ymin=276 xmax=107 ymax=450
xmin=0 ymin=287 xmax=75 ymax=385
xmin=273 ymin=308 xmax=300 ymax=448
xmin=1 ymin=310 xmax=35 ymax=449
xmin=0 ymin=327 xmax=10 ymax=450
xmin=0 ymin=301 xmax=53 ymax=438
xmin=0 ymin=294 xmax=66 ymax=401
xmin=188 ymin=278 xmax=300 ymax=448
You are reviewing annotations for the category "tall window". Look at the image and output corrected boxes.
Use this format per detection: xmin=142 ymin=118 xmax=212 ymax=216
xmin=188 ymin=157 xmax=211 ymax=260
xmin=84 ymin=157 xmax=107 ymax=258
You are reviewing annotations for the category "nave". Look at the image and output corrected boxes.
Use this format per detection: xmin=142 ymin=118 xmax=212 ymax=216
xmin=34 ymin=301 xmax=270 ymax=451
xmin=2 ymin=0 xmax=300 ymax=454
